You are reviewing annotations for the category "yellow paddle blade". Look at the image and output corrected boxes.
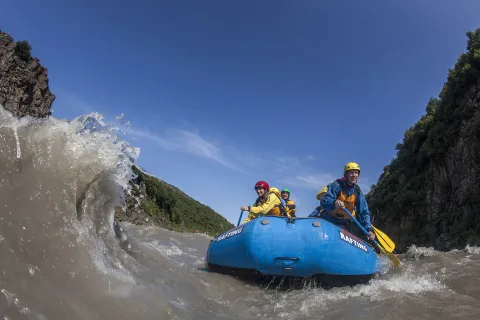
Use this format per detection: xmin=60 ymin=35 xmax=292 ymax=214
xmin=374 ymin=241 xmax=401 ymax=267
xmin=372 ymin=225 xmax=395 ymax=253
xmin=387 ymin=251 xmax=401 ymax=267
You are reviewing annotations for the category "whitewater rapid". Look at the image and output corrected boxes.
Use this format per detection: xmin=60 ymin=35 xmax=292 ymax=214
xmin=0 ymin=106 xmax=479 ymax=320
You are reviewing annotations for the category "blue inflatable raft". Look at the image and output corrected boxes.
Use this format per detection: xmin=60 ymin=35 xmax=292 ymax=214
xmin=205 ymin=216 xmax=381 ymax=287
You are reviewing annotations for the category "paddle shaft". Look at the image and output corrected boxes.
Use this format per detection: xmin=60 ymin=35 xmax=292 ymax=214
xmin=237 ymin=210 xmax=244 ymax=227
xmin=342 ymin=207 xmax=382 ymax=250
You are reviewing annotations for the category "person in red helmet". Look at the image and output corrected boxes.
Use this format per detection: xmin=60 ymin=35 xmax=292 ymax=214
xmin=240 ymin=181 xmax=287 ymax=224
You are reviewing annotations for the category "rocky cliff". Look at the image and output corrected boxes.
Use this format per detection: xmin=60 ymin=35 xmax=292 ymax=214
xmin=0 ymin=30 xmax=233 ymax=235
xmin=366 ymin=28 xmax=480 ymax=253
xmin=0 ymin=31 xmax=55 ymax=117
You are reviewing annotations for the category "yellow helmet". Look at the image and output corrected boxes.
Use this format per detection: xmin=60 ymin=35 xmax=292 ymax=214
xmin=269 ymin=187 xmax=281 ymax=197
xmin=344 ymin=162 xmax=360 ymax=174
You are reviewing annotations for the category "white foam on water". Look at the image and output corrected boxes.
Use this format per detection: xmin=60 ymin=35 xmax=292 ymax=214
xmin=169 ymin=237 xmax=183 ymax=245
xmin=1 ymin=288 xmax=47 ymax=320
xmin=145 ymin=241 xmax=184 ymax=257
xmin=465 ymin=245 xmax=480 ymax=255
xmin=185 ymin=247 xmax=198 ymax=253
xmin=0 ymin=106 xmax=149 ymax=318
xmin=404 ymin=245 xmax=440 ymax=259
xmin=267 ymin=260 xmax=447 ymax=320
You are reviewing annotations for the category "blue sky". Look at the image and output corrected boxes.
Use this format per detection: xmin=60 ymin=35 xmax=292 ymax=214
xmin=2 ymin=0 xmax=480 ymax=225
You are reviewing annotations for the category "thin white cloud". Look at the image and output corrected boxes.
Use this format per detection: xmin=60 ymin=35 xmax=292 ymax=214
xmin=56 ymin=92 xmax=354 ymax=183
xmin=127 ymin=127 xmax=319 ymax=176
xmin=270 ymin=155 xmax=318 ymax=172
xmin=279 ymin=173 xmax=335 ymax=190
xmin=126 ymin=127 xmax=171 ymax=149
xmin=272 ymin=156 xmax=302 ymax=172
xmin=173 ymin=129 xmax=235 ymax=169
xmin=127 ymin=127 xmax=244 ymax=172
xmin=280 ymin=172 xmax=373 ymax=194
xmin=58 ymin=91 xmax=310 ymax=174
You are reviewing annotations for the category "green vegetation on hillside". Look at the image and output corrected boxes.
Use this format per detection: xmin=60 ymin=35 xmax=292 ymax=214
xmin=366 ymin=28 xmax=480 ymax=250
xmin=129 ymin=166 xmax=234 ymax=235
xmin=14 ymin=40 xmax=32 ymax=61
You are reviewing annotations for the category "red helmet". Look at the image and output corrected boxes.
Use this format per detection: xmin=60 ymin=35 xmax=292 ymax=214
xmin=254 ymin=180 xmax=269 ymax=190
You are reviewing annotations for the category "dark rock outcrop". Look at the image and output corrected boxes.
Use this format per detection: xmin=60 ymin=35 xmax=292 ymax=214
xmin=0 ymin=31 xmax=55 ymax=118
xmin=366 ymin=28 xmax=480 ymax=253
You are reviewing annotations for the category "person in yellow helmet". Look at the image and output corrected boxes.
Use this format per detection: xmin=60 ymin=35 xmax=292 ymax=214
xmin=317 ymin=162 xmax=375 ymax=241
xmin=269 ymin=187 xmax=281 ymax=198
xmin=240 ymin=181 xmax=288 ymax=224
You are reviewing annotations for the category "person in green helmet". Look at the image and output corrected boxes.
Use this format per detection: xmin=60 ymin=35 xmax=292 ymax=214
xmin=281 ymin=188 xmax=296 ymax=217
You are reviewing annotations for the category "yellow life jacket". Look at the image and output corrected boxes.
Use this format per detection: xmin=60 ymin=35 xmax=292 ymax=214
xmin=254 ymin=191 xmax=288 ymax=217
xmin=326 ymin=179 xmax=360 ymax=220
xmin=285 ymin=199 xmax=296 ymax=217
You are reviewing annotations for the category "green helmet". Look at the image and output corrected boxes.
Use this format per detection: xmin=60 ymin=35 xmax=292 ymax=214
xmin=281 ymin=188 xmax=290 ymax=194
